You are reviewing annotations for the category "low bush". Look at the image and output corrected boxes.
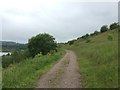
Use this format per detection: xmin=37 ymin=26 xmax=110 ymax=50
xmin=2 ymin=49 xmax=30 ymax=68
xmin=100 ymin=25 xmax=108 ymax=33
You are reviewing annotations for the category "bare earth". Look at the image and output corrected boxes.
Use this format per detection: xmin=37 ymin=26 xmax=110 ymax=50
xmin=36 ymin=50 xmax=82 ymax=88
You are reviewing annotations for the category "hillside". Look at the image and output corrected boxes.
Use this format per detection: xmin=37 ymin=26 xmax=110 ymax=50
xmin=64 ymin=29 xmax=118 ymax=88
xmin=0 ymin=41 xmax=27 ymax=51
xmin=2 ymin=28 xmax=119 ymax=88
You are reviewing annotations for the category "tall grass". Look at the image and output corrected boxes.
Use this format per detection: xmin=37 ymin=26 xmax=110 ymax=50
xmin=3 ymin=51 xmax=64 ymax=88
xmin=69 ymin=29 xmax=118 ymax=88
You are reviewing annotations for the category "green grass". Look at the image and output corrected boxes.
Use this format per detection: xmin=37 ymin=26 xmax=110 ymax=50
xmin=68 ymin=29 xmax=118 ymax=88
xmin=2 ymin=51 xmax=65 ymax=88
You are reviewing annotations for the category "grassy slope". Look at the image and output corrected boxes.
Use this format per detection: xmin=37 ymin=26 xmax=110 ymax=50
xmin=3 ymin=51 xmax=65 ymax=88
xmin=67 ymin=29 xmax=118 ymax=88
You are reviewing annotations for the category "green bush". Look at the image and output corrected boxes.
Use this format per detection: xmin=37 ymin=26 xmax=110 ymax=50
xmin=81 ymin=33 xmax=89 ymax=39
xmin=2 ymin=50 xmax=30 ymax=68
xmin=28 ymin=33 xmax=57 ymax=57
xmin=94 ymin=31 xmax=99 ymax=35
xmin=110 ymin=23 xmax=119 ymax=30
xmin=100 ymin=25 xmax=108 ymax=33
xmin=68 ymin=39 xmax=76 ymax=45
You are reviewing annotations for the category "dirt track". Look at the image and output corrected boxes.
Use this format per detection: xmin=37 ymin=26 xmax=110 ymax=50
xmin=36 ymin=50 xmax=82 ymax=88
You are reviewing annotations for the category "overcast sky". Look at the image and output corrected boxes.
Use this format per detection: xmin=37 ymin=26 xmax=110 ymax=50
xmin=0 ymin=0 xmax=119 ymax=43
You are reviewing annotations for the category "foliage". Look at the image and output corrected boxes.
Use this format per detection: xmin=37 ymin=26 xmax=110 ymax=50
xmin=3 ymin=51 xmax=64 ymax=88
xmin=28 ymin=33 xmax=57 ymax=57
xmin=90 ymin=33 xmax=94 ymax=36
xmin=68 ymin=39 xmax=76 ymax=45
xmin=100 ymin=25 xmax=108 ymax=33
xmin=2 ymin=49 xmax=30 ymax=68
xmin=110 ymin=23 xmax=119 ymax=30
xmin=90 ymin=31 xmax=99 ymax=36
xmin=93 ymin=31 xmax=99 ymax=35
xmin=81 ymin=33 xmax=89 ymax=39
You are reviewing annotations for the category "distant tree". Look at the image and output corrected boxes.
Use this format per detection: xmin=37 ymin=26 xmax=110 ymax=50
xmin=28 ymin=33 xmax=57 ymax=57
xmin=94 ymin=31 xmax=99 ymax=35
xmin=100 ymin=25 xmax=108 ymax=33
xmin=90 ymin=33 xmax=94 ymax=36
xmin=77 ymin=37 xmax=80 ymax=40
xmin=68 ymin=39 xmax=76 ymax=45
xmin=110 ymin=22 xmax=119 ymax=30
xmin=81 ymin=33 xmax=89 ymax=39
xmin=81 ymin=35 xmax=85 ymax=39
xmin=85 ymin=33 xmax=89 ymax=37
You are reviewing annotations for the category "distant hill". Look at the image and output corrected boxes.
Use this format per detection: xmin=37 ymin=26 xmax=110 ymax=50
xmin=0 ymin=41 xmax=27 ymax=52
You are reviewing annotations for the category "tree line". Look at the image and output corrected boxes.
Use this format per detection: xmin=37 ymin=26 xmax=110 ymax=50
xmin=67 ymin=22 xmax=119 ymax=45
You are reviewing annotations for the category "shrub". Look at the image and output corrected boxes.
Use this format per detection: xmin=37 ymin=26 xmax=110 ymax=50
xmin=81 ymin=33 xmax=89 ymax=39
xmin=110 ymin=23 xmax=119 ymax=30
xmin=94 ymin=31 xmax=99 ymax=35
xmin=100 ymin=25 xmax=108 ymax=33
xmin=68 ymin=39 xmax=76 ymax=45
xmin=2 ymin=50 xmax=30 ymax=68
xmin=90 ymin=33 xmax=94 ymax=36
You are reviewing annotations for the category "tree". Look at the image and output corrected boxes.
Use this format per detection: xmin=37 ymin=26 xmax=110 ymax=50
xmin=81 ymin=33 xmax=89 ymax=39
xmin=90 ymin=33 xmax=94 ymax=36
xmin=28 ymin=33 xmax=57 ymax=57
xmin=68 ymin=39 xmax=76 ymax=45
xmin=100 ymin=25 xmax=108 ymax=33
xmin=110 ymin=22 xmax=119 ymax=30
xmin=94 ymin=31 xmax=99 ymax=35
xmin=85 ymin=33 xmax=89 ymax=37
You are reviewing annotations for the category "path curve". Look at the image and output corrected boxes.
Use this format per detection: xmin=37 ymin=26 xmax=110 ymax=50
xmin=36 ymin=50 xmax=82 ymax=88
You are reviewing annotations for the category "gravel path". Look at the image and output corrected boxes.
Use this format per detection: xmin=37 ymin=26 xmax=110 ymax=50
xmin=35 ymin=50 xmax=82 ymax=88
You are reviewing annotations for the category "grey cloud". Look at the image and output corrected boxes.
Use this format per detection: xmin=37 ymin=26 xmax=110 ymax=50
xmin=2 ymin=1 xmax=118 ymax=43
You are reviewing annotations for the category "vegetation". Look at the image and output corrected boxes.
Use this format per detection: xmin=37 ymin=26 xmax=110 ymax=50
xmin=2 ymin=49 xmax=30 ymax=68
xmin=67 ymin=39 xmax=76 ymax=45
xmin=110 ymin=22 xmax=119 ymax=30
xmin=3 ymin=51 xmax=64 ymax=88
xmin=2 ymin=32 xmax=65 ymax=88
xmin=93 ymin=31 xmax=99 ymax=35
xmin=81 ymin=33 xmax=89 ymax=39
xmin=2 ymin=33 xmax=58 ymax=68
xmin=1 ymin=41 xmax=27 ymax=52
xmin=28 ymin=33 xmax=57 ymax=57
xmin=2 ymin=22 xmax=119 ymax=88
xmin=66 ymin=28 xmax=118 ymax=88
xmin=100 ymin=25 xmax=108 ymax=33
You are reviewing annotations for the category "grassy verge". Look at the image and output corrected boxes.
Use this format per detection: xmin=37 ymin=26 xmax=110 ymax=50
xmin=69 ymin=29 xmax=118 ymax=88
xmin=2 ymin=51 xmax=65 ymax=88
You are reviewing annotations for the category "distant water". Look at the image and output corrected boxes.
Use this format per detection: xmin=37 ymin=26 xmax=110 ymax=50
xmin=0 ymin=52 xmax=10 ymax=56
